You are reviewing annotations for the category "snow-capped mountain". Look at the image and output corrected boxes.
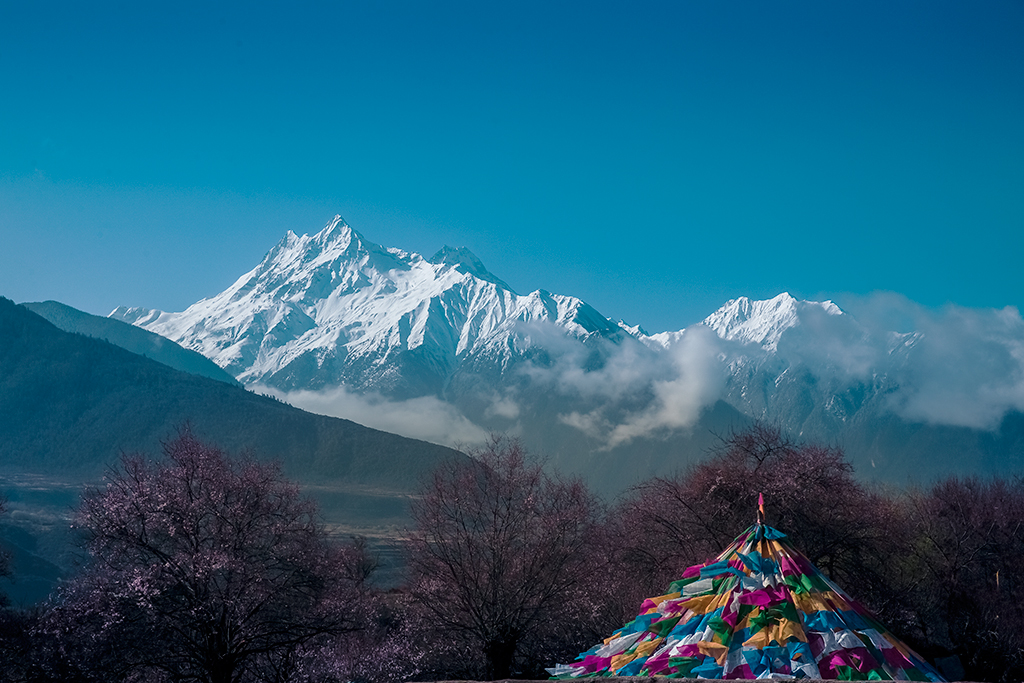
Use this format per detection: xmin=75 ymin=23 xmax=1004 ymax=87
xmin=640 ymin=293 xmax=843 ymax=352
xmin=108 ymin=215 xmax=891 ymax=436
xmin=112 ymin=216 xmax=619 ymax=396
xmin=111 ymin=215 xmax=1024 ymax=490
xmin=634 ymin=293 xmax=883 ymax=437
xmin=701 ymin=293 xmax=844 ymax=350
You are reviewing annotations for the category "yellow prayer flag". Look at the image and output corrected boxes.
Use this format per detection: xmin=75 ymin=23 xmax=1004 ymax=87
xmin=698 ymin=640 xmax=730 ymax=665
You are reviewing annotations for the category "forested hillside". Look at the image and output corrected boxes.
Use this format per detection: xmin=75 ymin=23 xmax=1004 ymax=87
xmin=0 ymin=296 xmax=463 ymax=488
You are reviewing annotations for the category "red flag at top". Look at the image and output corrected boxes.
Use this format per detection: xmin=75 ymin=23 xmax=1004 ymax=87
xmin=758 ymin=492 xmax=765 ymax=523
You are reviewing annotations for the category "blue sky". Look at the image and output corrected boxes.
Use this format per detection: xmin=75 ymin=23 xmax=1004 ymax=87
xmin=1 ymin=0 xmax=1022 ymax=333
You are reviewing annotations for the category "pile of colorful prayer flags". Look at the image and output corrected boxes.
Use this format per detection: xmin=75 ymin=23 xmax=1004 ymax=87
xmin=549 ymin=521 xmax=945 ymax=680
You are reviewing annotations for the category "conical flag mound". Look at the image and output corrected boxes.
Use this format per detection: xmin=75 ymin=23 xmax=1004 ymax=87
xmin=548 ymin=521 xmax=945 ymax=680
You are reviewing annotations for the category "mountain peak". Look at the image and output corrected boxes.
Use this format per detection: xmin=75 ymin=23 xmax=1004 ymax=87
xmin=428 ymin=245 xmax=512 ymax=291
xmin=314 ymin=214 xmax=358 ymax=248
xmin=703 ymin=292 xmax=843 ymax=350
xmin=259 ymin=215 xmax=372 ymax=275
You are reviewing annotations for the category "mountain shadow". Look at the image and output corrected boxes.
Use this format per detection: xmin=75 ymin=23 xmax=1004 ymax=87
xmin=22 ymin=299 xmax=238 ymax=385
xmin=0 ymin=296 xmax=463 ymax=488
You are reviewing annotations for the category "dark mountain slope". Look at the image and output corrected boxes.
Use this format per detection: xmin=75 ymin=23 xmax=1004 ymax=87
xmin=0 ymin=296 xmax=464 ymax=489
xmin=22 ymin=300 xmax=238 ymax=385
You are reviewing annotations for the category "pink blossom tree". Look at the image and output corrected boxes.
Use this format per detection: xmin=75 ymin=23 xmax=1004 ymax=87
xmin=48 ymin=429 xmax=370 ymax=683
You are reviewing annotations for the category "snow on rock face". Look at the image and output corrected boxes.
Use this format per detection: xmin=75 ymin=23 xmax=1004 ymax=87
xmin=637 ymin=294 xmax=843 ymax=354
xmin=428 ymin=245 xmax=512 ymax=290
xmin=701 ymin=292 xmax=844 ymax=351
xmin=109 ymin=305 xmax=171 ymax=327
xmin=110 ymin=215 xmax=619 ymax=394
xmin=108 ymin=213 xmax=876 ymax=434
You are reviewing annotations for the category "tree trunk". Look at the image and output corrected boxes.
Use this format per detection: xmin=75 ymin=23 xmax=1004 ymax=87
xmin=485 ymin=637 xmax=518 ymax=680
xmin=208 ymin=653 xmax=236 ymax=683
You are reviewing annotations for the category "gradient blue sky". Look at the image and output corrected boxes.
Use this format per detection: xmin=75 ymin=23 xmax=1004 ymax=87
xmin=2 ymin=1 xmax=1022 ymax=333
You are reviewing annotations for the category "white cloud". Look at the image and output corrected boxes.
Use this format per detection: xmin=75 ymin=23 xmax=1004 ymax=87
xmin=549 ymin=325 xmax=726 ymax=446
xmin=484 ymin=392 xmax=521 ymax=420
xmin=558 ymin=409 xmax=610 ymax=438
xmin=881 ymin=301 xmax=1024 ymax=429
xmin=548 ymin=294 xmax=1024 ymax=438
xmin=606 ymin=325 xmax=725 ymax=446
xmin=257 ymin=295 xmax=1024 ymax=450
xmin=251 ymin=384 xmax=489 ymax=448
xmin=516 ymin=321 xmax=665 ymax=401
xmin=786 ymin=292 xmax=1024 ymax=430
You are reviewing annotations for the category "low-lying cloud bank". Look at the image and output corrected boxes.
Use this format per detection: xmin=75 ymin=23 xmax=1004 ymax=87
xmin=541 ymin=293 xmax=1024 ymax=435
xmin=252 ymin=385 xmax=490 ymax=449
xmin=847 ymin=294 xmax=1024 ymax=430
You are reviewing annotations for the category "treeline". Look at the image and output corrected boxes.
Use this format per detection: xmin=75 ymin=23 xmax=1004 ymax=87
xmin=0 ymin=425 xmax=1021 ymax=682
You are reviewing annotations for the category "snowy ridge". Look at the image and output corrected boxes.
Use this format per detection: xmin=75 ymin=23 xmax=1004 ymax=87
xmin=109 ymin=215 xmax=860 ymax=399
xmin=701 ymin=293 xmax=843 ymax=351
xmin=111 ymin=216 xmax=618 ymax=393
xmin=637 ymin=293 xmax=842 ymax=353
xmin=109 ymin=213 xmax=913 ymax=434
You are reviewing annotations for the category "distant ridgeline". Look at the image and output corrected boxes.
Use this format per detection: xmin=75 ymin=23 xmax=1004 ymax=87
xmin=22 ymin=300 xmax=239 ymax=385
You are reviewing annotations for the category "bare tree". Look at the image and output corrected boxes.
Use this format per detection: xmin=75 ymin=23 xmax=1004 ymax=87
xmin=407 ymin=436 xmax=602 ymax=679
xmin=45 ymin=429 xmax=370 ymax=683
